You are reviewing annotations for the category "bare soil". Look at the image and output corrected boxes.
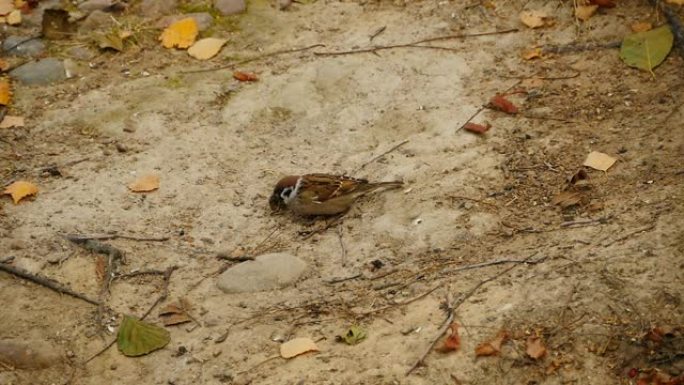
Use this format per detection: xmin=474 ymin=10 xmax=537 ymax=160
xmin=1 ymin=1 xmax=683 ymax=384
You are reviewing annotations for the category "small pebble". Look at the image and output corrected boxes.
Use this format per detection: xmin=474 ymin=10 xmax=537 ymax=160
xmin=115 ymin=143 xmax=127 ymax=152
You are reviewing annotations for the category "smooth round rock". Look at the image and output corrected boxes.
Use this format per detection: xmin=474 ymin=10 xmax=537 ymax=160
xmin=0 ymin=340 xmax=61 ymax=369
xmin=214 ymin=0 xmax=246 ymax=15
xmin=217 ymin=253 xmax=307 ymax=293
xmin=3 ymin=36 xmax=46 ymax=57
xmin=140 ymin=0 xmax=178 ymax=17
xmin=10 ymin=58 xmax=66 ymax=85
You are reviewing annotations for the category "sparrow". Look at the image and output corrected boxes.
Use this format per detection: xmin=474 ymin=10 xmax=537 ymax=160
xmin=269 ymin=173 xmax=403 ymax=216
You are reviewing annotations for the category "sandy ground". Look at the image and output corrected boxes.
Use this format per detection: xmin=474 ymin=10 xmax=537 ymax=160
xmin=1 ymin=0 xmax=683 ymax=384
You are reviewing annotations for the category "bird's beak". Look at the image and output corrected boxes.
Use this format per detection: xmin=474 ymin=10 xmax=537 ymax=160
xmin=269 ymin=194 xmax=283 ymax=211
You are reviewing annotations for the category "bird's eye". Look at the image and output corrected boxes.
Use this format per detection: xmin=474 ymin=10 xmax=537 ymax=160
xmin=280 ymin=187 xmax=293 ymax=200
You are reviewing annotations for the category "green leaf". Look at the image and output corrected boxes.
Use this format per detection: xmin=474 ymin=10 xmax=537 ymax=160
xmin=117 ymin=315 xmax=170 ymax=357
xmin=620 ymin=25 xmax=674 ymax=72
xmin=340 ymin=325 xmax=367 ymax=345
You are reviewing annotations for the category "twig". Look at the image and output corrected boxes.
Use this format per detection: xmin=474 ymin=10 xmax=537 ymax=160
xmin=315 ymin=29 xmax=519 ymax=56
xmin=84 ymin=266 xmax=177 ymax=364
xmin=450 ymin=256 xmax=545 ymax=273
xmin=355 ymin=139 xmax=409 ymax=173
xmin=449 ymin=195 xmax=499 ymax=208
xmin=601 ymin=224 xmax=656 ymax=247
xmin=540 ymin=41 xmax=620 ymax=54
xmin=560 ymin=216 xmax=611 ymax=228
xmin=337 ymin=227 xmax=347 ymax=266
xmin=458 ymin=80 xmax=522 ymax=131
xmin=369 ymin=26 xmax=386 ymax=42
xmin=63 ymin=233 xmax=169 ymax=242
xmin=326 ymin=273 xmax=362 ymax=284
xmin=406 ymin=254 xmax=538 ymax=375
xmin=0 ymin=263 xmax=100 ymax=305
xmin=216 ymin=254 xmax=256 ymax=262
xmin=359 ymin=285 xmax=441 ymax=316
xmin=115 ymin=269 xmax=168 ymax=279
xmin=183 ymin=44 xmax=326 ymax=74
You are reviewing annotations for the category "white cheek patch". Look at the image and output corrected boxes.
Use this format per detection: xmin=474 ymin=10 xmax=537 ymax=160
xmin=281 ymin=177 xmax=303 ymax=205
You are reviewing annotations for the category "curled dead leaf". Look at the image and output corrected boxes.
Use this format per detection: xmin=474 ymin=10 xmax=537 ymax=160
xmin=475 ymin=330 xmax=509 ymax=357
xmin=95 ymin=255 xmax=106 ymax=282
xmin=128 ymin=174 xmax=160 ymax=192
xmin=437 ymin=323 xmax=460 ymax=353
xmin=519 ymin=10 xmax=550 ymax=29
xmin=159 ymin=18 xmax=198 ymax=49
xmin=233 ymin=71 xmax=258 ymax=82
xmin=188 ymin=38 xmax=228 ymax=60
xmin=526 ymin=336 xmax=547 ymax=359
xmin=463 ymin=122 xmax=491 ymax=134
xmin=488 ymin=94 xmax=518 ymax=114
xmin=551 ymin=191 xmax=582 ymax=208
xmin=3 ymin=181 xmax=38 ymax=204
xmin=575 ymin=5 xmax=598 ymax=21
xmin=280 ymin=337 xmax=319 ymax=358
xmin=159 ymin=298 xmax=193 ymax=326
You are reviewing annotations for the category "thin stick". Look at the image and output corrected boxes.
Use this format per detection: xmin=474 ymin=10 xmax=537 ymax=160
xmin=369 ymin=26 xmax=386 ymax=42
xmin=326 ymin=273 xmax=362 ymax=284
xmin=63 ymin=233 xmax=169 ymax=242
xmin=560 ymin=216 xmax=611 ymax=228
xmin=183 ymin=44 xmax=326 ymax=74
xmin=540 ymin=41 xmax=620 ymax=54
xmin=115 ymin=269 xmax=168 ymax=279
xmin=355 ymin=139 xmax=409 ymax=173
xmin=0 ymin=263 xmax=100 ymax=306
xmin=84 ymin=266 xmax=177 ymax=364
xmin=360 ymin=285 xmax=441 ymax=316
xmin=601 ymin=223 xmax=656 ymax=247
xmin=337 ymin=227 xmax=347 ymax=266
xmin=450 ymin=257 xmax=544 ymax=273
xmin=406 ymin=254 xmax=537 ymax=375
xmin=449 ymin=195 xmax=499 ymax=208
xmin=315 ymin=29 xmax=519 ymax=57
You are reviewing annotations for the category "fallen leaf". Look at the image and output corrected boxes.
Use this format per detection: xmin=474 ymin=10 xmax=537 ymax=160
xmin=188 ymin=38 xmax=228 ymax=60
xmin=128 ymin=174 xmax=160 ymax=192
xmin=233 ymin=71 xmax=258 ymax=82
xmin=95 ymin=255 xmax=106 ymax=282
xmin=158 ymin=298 xmax=193 ymax=326
xmin=463 ymin=122 xmax=491 ymax=134
xmin=526 ymin=336 xmax=547 ymax=359
xmin=519 ymin=10 xmax=549 ymax=29
xmin=438 ymin=323 xmax=460 ymax=353
xmin=0 ymin=115 xmax=23 ymax=128
xmin=0 ymin=0 xmax=12 ymax=15
xmin=0 ymin=77 xmax=11 ymax=105
xmin=620 ymin=25 xmax=674 ymax=72
xmin=631 ymin=22 xmax=653 ymax=33
xmin=489 ymin=94 xmax=518 ymax=114
xmin=117 ymin=315 xmax=170 ymax=357
xmin=96 ymin=31 xmax=124 ymax=51
xmin=338 ymin=325 xmax=367 ymax=345
xmin=475 ymin=330 xmax=508 ymax=356
xmin=551 ymin=191 xmax=582 ymax=208
xmin=522 ymin=47 xmax=542 ymax=60
xmin=159 ymin=17 xmax=198 ymax=49
xmin=567 ymin=169 xmax=589 ymax=186
xmin=3 ymin=181 xmax=38 ymax=204
xmin=583 ymin=151 xmax=617 ymax=171
xmin=6 ymin=8 xmax=19 ymax=24
xmin=280 ymin=337 xmax=319 ymax=358
xmin=41 ymin=9 xmax=75 ymax=40
xmin=589 ymin=0 xmax=615 ymax=7
xmin=575 ymin=5 xmax=598 ymax=21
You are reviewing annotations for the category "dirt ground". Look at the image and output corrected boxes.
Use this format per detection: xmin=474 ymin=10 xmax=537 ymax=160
xmin=1 ymin=0 xmax=683 ymax=384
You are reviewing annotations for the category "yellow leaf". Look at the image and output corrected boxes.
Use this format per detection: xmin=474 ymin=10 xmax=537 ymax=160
xmin=631 ymin=22 xmax=652 ymax=33
xmin=4 ymin=181 xmax=38 ymax=204
xmin=522 ymin=47 xmax=542 ymax=60
xmin=0 ymin=115 xmax=24 ymax=128
xmin=519 ymin=10 xmax=549 ymax=29
xmin=159 ymin=18 xmax=198 ymax=49
xmin=188 ymin=38 xmax=228 ymax=60
xmin=0 ymin=77 xmax=11 ymax=105
xmin=6 ymin=8 xmax=19 ymax=25
xmin=583 ymin=151 xmax=616 ymax=171
xmin=128 ymin=174 xmax=160 ymax=192
xmin=280 ymin=337 xmax=319 ymax=359
xmin=575 ymin=5 xmax=598 ymax=21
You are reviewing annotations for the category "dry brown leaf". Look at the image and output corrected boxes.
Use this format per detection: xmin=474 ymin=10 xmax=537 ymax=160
xmin=0 ymin=115 xmax=24 ymax=128
xmin=567 ymin=169 xmax=589 ymax=186
xmin=551 ymin=191 xmax=582 ymax=208
xmin=631 ymin=22 xmax=653 ymax=33
xmin=95 ymin=255 xmax=106 ymax=282
xmin=233 ymin=71 xmax=259 ymax=82
xmin=280 ymin=337 xmax=319 ymax=358
xmin=159 ymin=298 xmax=193 ymax=326
xmin=522 ymin=47 xmax=542 ymax=60
xmin=159 ymin=17 xmax=198 ymax=49
xmin=188 ymin=38 xmax=227 ymax=60
xmin=475 ymin=330 xmax=509 ymax=357
xmin=437 ymin=323 xmax=461 ymax=353
xmin=3 ymin=181 xmax=38 ymax=204
xmin=161 ymin=313 xmax=191 ymax=326
xmin=128 ymin=174 xmax=160 ymax=192
xmin=526 ymin=336 xmax=547 ymax=359
xmin=6 ymin=8 xmax=19 ymax=24
xmin=519 ymin=10 xmax=549 ymax=29
xmin=0 ymin=0 xmax=13 ymax=15
xmin=583 ymin=151 xmax=616 ymax=171
xmin=463 ymin=122 xmax=491 ymax=134
xmin=575 ymin=5 xmax=598 ymax=21
xmin=0 ymin=77 xmax=11 ymax=105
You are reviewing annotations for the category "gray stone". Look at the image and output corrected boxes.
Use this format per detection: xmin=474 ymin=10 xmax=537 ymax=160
xmin=10 ymin=58 xmax=66 ymax=85
xmin=217 ymin=253 xmax=307 ymax=293
xmin=0 ymin=340 xmax=61 ymax=369
xmin=140 ymin=0 xmax=178 ymax=17
xmin=214 ymin=0 xmax=245 ymax=15
xmin=78 ymin=10 xmax=115 ymax=33
xmin=78 ymin=0 xmax=113 ymax=12
xmin=3 ymin=36 xmax=46 ymax=57
xmin=157 ymin=12 xmax=213 ymax=32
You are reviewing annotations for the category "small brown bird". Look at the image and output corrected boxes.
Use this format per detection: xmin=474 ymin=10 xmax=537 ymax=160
xmin=269 ymin=173 xmax=403 ymax=216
